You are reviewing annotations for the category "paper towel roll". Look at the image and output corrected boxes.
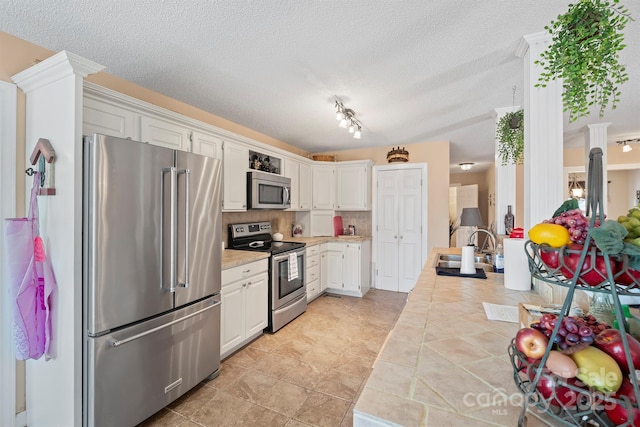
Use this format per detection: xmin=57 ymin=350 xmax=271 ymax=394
xmin=460 ymin=246 xmax=476 ymax=275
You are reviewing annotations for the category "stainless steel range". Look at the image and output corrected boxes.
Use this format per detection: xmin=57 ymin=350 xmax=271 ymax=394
xmin=228 ymin=222 xmax=306 ymax=332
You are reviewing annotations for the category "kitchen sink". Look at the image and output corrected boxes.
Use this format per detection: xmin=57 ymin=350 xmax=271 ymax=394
xmin=438 ymin=253 xmax=492 ymax=264
xmin=436 ymin=260 xmax=494 ymax=272
xmin=436 ymin=253 xmax=494 ymax=272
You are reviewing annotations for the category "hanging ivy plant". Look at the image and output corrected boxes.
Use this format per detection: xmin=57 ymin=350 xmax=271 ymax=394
xmin=497 ymin=109 xmax=524 ymax=165
xmin=535 ymin=0 xmax=632 ymax=121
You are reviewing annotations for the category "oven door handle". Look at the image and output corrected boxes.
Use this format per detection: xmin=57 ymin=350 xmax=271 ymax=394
xmin=272 ymin=250 xmax=303 ymax=262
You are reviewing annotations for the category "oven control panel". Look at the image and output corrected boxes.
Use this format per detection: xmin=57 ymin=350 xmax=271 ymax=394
xmin=230 ymin=221 xmax=271 ymax=238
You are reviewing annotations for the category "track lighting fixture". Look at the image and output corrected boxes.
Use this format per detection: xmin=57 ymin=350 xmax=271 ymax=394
xmin=335 ymin=99 xmax=363 ymax=139
xmin=617 ymin=138 xmax=640 ymax=153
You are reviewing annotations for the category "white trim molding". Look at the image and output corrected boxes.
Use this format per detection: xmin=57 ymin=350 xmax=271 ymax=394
xmin=0 ymin=80 xmax=18 ymax=427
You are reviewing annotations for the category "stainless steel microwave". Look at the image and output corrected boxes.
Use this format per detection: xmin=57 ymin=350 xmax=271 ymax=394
xmin=247 ymin=170 xmax=291 ymax=209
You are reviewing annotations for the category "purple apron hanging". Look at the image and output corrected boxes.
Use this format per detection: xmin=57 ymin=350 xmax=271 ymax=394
xmin=3 ymin=173 xmax=56 ymax=360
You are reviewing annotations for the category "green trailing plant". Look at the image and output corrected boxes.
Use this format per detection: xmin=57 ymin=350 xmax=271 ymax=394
xmin=497 ymin=109 xmax=524 ymax=165
xmin=536 ymin=0 xmax=632 ymax=121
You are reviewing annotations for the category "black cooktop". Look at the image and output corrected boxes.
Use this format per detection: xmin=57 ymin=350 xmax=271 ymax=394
xmin=234 ymin=240 xmax=306 ymax=255
xmin=228 ymin=222 xmax=305 ymax=255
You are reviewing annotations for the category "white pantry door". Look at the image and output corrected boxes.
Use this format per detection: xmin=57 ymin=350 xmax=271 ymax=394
xmin=374 ymin=165 xmax=427 ymax=293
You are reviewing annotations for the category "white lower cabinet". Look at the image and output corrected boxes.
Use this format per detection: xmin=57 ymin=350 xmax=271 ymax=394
xmin=221 ymin=259 xmax=268 ymax=359
xmin=326 ymin=240 xmax=371 ymax=297
xmin=320 ymin=243 xmax=329 ymax=292
xmin=306 ymin=245 xmax=322 ymax=301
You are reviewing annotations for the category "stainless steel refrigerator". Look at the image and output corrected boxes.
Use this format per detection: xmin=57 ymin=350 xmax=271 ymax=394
xmin=82 ymin=134 xmax=222 ymax=427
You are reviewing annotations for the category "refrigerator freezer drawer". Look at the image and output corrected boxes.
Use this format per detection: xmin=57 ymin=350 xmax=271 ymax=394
xmin=84 ymin=297 xmax=221 ymax=427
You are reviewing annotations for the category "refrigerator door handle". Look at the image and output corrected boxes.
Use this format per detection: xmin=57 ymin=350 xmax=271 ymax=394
xmin=110 ymin=300 xmax=221 ymax=348
xmin=177 ymin=168 xmax=190 ymax=288
xmin=162 ymin=166 xmax=177 ymax=293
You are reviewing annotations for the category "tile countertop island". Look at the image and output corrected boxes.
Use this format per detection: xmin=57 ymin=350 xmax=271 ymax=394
xmin=354 ymin=247 xmax=556 ymax=427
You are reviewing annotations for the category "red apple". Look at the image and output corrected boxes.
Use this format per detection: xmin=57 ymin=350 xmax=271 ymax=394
xmin=515 ymin=327 xmax=549 ymax=359
xmin=605 ymin=378 xmax=640 ymax=426
xmin=539 ymin=246 xmax=560 ymax=269
xmin=615 ymin=258 xmax=640 ymax=286
xmin=560 ymin=244 xmax=616 ymax=287
xmin=595 ymin=329 xmax=640 ymax=374
xmin=529 ymin=366 xmax=585 ymax=408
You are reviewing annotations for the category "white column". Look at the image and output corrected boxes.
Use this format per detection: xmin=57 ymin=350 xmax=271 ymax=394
xmin=516 ymin=32 xmax=564 ymax=231
xmin=493 ymin=107 xmax=518 ymax=234
xmin=585 ymin=123 xmax=610 ymax=212
xmin=0 ymin=81 xmax=18 ymax=427
xmin=12 ymin=51 xmax=104 ymax=427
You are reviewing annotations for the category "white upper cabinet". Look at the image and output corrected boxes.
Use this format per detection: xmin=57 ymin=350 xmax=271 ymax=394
xmin=335 ymin=161 xmax=373 ymax=211
xmin=284 ymin=158 xmax=312 ymax=211
xmin=283 ymin=158 xmax=300 ymax=210
xmin=298 ymin=162 xmax=312 ymax=210
xmin=191 ymin=131 xmax=223 ymax=159
xmin=83 ymin=96 xmax=138 ymax=139
xmin=140 ymin=115 xmax=190 ymax=151
xmin=223 ymin=141 xmax=248 ymax=211
xmin=312 ymin=164 xmax=335 ymax=210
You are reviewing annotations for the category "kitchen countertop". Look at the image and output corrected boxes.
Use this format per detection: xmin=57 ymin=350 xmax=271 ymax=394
xmin=353 ymin=247 xmax=555 ymax=426
xmin=222 ymin=249 xmax=270 ymax=270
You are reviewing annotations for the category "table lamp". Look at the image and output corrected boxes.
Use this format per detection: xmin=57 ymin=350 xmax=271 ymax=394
xmin=460 ymin=207 xmax=483 ymax=227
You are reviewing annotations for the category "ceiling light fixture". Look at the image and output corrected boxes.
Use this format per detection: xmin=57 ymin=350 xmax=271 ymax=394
xmin=617 ymin=138 xmax=640 ymax=153
xmin=568 ymin=173 xmax=584 ymax=199
xmin=335 ymin=99 xmax=363 ymax=139
xmin=459 ymin=162 xmax=474 ymax=171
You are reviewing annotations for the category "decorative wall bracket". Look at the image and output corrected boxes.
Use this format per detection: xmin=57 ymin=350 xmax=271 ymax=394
xmin=25 ymin=138 xmax=56 ymax=195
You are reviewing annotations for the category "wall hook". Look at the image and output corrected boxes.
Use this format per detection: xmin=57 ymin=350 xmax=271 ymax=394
xmin=26 ymin=138 xmax=56 ymax=195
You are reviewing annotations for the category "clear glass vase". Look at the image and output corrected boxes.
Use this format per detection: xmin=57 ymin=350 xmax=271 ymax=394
xmin=589 ymin=292 xmax=616 ymax=327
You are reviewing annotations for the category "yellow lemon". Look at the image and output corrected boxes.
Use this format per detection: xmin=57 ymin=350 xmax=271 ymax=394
xmin=528 ymin=223 xmax=571 ymax=247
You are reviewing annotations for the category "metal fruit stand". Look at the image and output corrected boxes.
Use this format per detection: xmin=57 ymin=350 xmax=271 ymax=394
xmin=511 ymin=148 xmax=640 ymax=426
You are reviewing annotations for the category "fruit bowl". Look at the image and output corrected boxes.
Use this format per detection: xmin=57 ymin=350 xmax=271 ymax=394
xmin=526 ymin=241 xmax=640 ymax=294
xmin=509 ymin=341 xmax=637 ymax=425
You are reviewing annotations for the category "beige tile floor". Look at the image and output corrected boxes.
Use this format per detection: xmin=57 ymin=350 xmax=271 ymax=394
xmin=138 ymin=290 xmax=408 ymax=427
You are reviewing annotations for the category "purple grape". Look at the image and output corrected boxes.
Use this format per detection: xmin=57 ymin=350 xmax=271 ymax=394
xmin=580 ymin=335 xmax=594 ymax=344
xmin=558 ymin=327 xmax=568 ymax=337
xmin=579 ymin=326 xmax=592 ymax=337
xmin=544 ymin=329 xmax=553 ymax=338
xmin=566 ymin=333 xmax=580 ymax=344
xmin=553 ymin=334 xmax=564 ymax=344
xmin=558 ymin=342 xmax=569 ymax=350
xmin=564 ymin=321 xmax=579 ymax=334
xmin=548 ymin=319 xmax=556 ymax=329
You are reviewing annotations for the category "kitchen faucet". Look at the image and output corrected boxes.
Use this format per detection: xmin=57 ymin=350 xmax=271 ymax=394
xmin=467 ymin=229 xmax=497 ymax=254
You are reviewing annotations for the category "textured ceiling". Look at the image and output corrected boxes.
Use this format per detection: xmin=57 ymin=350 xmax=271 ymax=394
xmin=2 ymin=0 xmax=639 ymax=172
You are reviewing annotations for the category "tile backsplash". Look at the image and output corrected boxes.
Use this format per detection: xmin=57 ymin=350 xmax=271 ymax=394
xmin=222 ymin=210 xmax=296 ymax=247
xmin=336 ymin=211 xmax=372 ymax=236
xmin=222 ymin=210 xmax=372 ymax=246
